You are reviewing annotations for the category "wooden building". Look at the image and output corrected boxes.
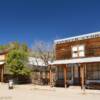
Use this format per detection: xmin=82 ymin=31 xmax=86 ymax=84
xmin=0 ymin=52 xmax=7 ymax=82
xmin=50 ymin=32 xmax=100 ymax=89
xmin=29 ymin=57 xmax=49 ymax=85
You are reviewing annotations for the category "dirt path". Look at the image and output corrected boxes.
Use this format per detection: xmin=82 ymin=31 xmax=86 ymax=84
xmin=0 ymin=84 xmax=100 ymax=100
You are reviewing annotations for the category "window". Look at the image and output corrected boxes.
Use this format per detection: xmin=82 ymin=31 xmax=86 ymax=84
xmin=86 ymin=63 xmax=100 ymax=80
xmin=72 ymin=45 xmax=85 ymax=58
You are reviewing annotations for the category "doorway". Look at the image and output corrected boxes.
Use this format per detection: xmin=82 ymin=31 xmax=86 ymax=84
xmin=73 ymin=66 xmax=80 ymax=85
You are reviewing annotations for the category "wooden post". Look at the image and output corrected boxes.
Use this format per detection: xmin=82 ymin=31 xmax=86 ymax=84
xmin=64 ymin=65 xmax=67 ymax=88
xmin=84 ymin=64 xmax=86 ymax=84
xmin=80 ymin=64 xmax=85 ymax=92
xmin=49 ymin=65 xmax=52 ymax=86
xmin=1 ymin=65 xmax=4 ymax=82
xmin=71 ymin=66 xmax=74 ymax=85
xmin=80 ymin=64 xmax=84 ymax=88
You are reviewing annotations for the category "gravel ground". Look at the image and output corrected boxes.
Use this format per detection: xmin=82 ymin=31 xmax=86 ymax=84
xmin=0 ymin=83 xmax=100 ymax=100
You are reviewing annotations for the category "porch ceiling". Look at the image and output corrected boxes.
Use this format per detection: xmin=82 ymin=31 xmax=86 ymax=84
xmin=49 ymin=57 xmax=100 ymax=65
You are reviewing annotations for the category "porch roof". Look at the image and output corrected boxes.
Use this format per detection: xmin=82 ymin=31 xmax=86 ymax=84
xmin=54 ymin=31 xmax=100 ymax=44
xmin=0 ymin=61 xmax=5 ymax=65
xmin=49 ymin=57 xmax=100 ymax=65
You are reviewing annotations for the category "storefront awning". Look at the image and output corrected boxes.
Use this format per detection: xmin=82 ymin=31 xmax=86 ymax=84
xmin=49 ymin=57 xmax=100 ymax=65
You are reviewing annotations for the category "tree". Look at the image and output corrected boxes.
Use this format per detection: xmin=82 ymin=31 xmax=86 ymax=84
xmin=31 ymin=40 xmax=55 ymax=83
xmin=4 ymin=42 xmax=32 ymax=83
xmin=21 ymin=43 xmax=28 ymax=52
xmin=31 ymin=41 xmax=54 ymax=66
xmin=0 ymin=45 xmax=7 ymax=52
xmin=6 ymin=42 xmax=29 ymax=52
xmin=6 ymin=41 xmax=20 ymax=50
xmin=6 ymin=49 xmax=30 ymax=76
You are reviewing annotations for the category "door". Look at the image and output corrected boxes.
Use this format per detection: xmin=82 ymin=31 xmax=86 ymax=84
xmin=73 ymin=66 xmax=80 ymax=85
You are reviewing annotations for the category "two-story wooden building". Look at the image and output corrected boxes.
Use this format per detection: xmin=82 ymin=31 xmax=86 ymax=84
xmin=50 ymin=32 xmax=100 ymax=89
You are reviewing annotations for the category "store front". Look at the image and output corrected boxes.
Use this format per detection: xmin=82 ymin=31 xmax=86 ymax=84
xmin=49 ymin=57 xmax=100 ymax=88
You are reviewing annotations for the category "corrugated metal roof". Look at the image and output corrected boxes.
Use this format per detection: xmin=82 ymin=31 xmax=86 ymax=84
xmin=28 ymin=57 xmax=47 ymax=66
xmin=54 ymin=31 xmax=100 ymax=44
xmin=49 ymin=57 xmax=100 ymax=65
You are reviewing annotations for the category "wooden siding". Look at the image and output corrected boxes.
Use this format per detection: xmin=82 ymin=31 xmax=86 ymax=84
xmin=0 ymin=53 xmax=7 ymax=82
xmin=55 ymin=37 xmax=100 ymax=60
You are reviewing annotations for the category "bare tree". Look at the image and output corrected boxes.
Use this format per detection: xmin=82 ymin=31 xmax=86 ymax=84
xmin=31 ymin=40 xmax=54 ymax=66
xmin=30 ymin=40 xmax=55 ymax=85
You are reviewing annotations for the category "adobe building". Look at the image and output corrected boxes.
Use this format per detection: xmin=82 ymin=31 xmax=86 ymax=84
xmin=0 ymin=51 xmax=7 ymax=82
xmin=50 ymin=32 xmax=100 ymax=89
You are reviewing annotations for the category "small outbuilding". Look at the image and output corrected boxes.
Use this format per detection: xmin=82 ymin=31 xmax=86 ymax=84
xmin=28 ymin=57 xmax=49 ymax=85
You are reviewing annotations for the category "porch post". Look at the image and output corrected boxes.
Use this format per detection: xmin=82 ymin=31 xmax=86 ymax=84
xmin=80 ymin=64 xmax=85 ymax=90
xmin=49 ymin=65 xmax=52 ymax=86
xmin=64 ymin=65 xmax=67 ymax=88
xmin=71 ymin=66 xmax=74 ymax=85
xmin=1 ymin=65 xmax=4 ymax=82
xmin=84 ymin=64 xmax=86 ymax=84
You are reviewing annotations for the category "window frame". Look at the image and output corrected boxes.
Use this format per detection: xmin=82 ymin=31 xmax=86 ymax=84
xmin=71 ymin=45 xmax=85 ymax=58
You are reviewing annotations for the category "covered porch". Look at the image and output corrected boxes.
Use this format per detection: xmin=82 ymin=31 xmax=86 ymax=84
xmin=49 ymin=57 xmax=100 ymax=89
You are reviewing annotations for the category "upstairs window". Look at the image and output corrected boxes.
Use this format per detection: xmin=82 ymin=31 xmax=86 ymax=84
xmin=72 ymin=45 xmax=85 ymax=58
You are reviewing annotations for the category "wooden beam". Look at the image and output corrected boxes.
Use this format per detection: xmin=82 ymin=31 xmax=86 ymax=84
xmin=64 ymin=65 xmax=67 ymax=88
xmin=80 ymin=64 xmax=85 ymax=89
xmin=84 ymin=64 xmax=86 ymax=84
xmin=49 ymin=66 xmax=52 ymax=86
xmin=1 ymin=65 xmax=4 ymax=82
xmin=71 ymin=66 xmax=74 ymax=85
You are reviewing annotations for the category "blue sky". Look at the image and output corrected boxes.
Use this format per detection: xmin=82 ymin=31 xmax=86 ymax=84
xmin=0 ymin=0 xmax=100 ymax=47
